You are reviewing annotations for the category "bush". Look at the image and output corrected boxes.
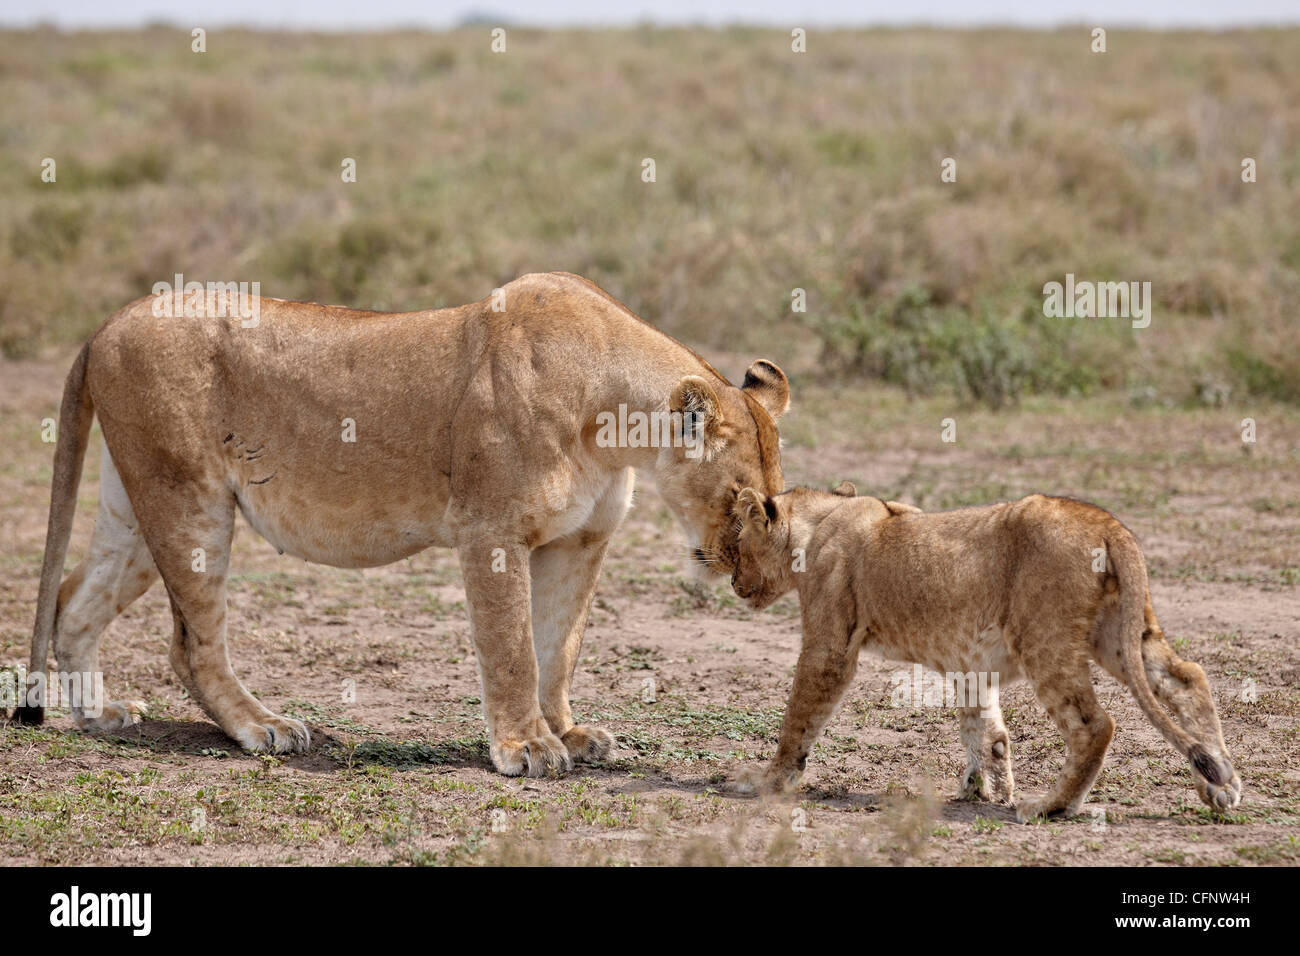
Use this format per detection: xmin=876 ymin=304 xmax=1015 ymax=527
xmin=805 ymin=285 xmax=1136 ymax=408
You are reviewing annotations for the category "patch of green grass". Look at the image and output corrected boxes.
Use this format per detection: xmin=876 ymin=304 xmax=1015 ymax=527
xmin=1234 ymin=838 xmax=1300 ymax=863
xmin=328 ymin=737 xmax=490 ymax=770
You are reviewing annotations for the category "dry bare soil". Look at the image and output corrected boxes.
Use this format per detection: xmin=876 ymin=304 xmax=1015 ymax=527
xmin=1 ymin=353 xmax=1297 ymax=866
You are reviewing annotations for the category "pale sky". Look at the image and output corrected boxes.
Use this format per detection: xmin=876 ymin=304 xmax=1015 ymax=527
xmin=3 ymin=0 xmax=1297 ymax=30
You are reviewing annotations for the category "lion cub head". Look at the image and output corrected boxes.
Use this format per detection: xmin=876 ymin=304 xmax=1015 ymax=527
xmin=731 ymin=482 xmax=852 ymax=609
xmin=732 ymin=482 xmax=921 ymax=609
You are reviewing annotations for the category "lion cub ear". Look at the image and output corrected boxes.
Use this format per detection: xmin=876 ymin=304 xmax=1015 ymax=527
xmin=736 ymin=487 xmax=773 ymax=528
xmin=831 ymin=480 xmax=857 ymax=497
xmin=884 ymin=500 xmax=922 ymax=515
xmin=741 ymin=360 xmax=790 ymax=420
xmin=670 ymin=376 xmax=724 ymax=458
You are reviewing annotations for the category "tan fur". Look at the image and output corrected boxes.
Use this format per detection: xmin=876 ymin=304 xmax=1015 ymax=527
xmin=16 ymin=272 xmax=787 ymax=776
xmin=730 ymin=486 xmax=1242 ymax=820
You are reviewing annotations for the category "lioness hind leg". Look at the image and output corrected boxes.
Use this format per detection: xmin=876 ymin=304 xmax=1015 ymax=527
xmin=1015 ymin=636 xmax=1115 ymax=823
xmin=52 ymin=446 xmax=157 ymax=732
xmin=958 ymin=691 xmax=1014 ymax=804
xmin=1091 ymin=602 xmax=1241 ymax=810
xmin=132 ymin=481 xmax=308 ymax=753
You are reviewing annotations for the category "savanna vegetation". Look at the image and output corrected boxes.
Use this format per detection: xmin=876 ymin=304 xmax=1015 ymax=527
xmin=1 ymin=26 xmax=1297 ymax=405
xmin=1 ymin=26 xmax=1297 ymax=867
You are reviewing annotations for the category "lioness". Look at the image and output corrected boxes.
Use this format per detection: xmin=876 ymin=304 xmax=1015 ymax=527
xmin=729 ymin=484 xmax=1242 ymax=820
xmin=12 ymin=272 xmax=789 ymax=776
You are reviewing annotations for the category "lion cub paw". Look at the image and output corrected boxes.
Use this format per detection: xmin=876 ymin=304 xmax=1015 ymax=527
xmin=727 ymin=764 xmax=798 ymax=797
xmin=560 ymin=725 xmax=615 ymax=763
xmin=492 ymin=732 xmax=572 ymax=778
xmin=960 ymin=765 xmax=1014 ymax=804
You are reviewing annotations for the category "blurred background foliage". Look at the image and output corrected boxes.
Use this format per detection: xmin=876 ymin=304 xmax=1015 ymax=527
xmin=1 ymin=26 xmax=1297 ymax=406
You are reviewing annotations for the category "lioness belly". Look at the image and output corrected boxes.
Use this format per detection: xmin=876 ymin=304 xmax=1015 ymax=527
xmin=234 ymin=472 xmax=454 ymax=568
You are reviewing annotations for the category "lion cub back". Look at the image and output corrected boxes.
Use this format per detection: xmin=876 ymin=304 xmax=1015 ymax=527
xmin=803 ymin=493 xmax=1130 ymax=655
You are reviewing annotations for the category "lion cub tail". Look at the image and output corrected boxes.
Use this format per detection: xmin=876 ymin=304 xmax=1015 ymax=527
xmin=12 ymin=342 xmax=95 ymax=725
xmin=1109 ymin=529 xmax=1203 ymax=762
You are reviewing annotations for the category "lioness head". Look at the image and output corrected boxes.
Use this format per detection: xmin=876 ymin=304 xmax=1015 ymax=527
xmin=656 ymin=360 xmax=789 ymax=578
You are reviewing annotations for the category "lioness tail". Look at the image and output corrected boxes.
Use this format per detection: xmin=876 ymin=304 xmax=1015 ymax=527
xmin=12 ymin=342 xmax=95 ymax=724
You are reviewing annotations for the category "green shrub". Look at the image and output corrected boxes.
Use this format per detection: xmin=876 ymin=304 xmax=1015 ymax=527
xmin=805 ymin=285 xmax=1136 ymax=408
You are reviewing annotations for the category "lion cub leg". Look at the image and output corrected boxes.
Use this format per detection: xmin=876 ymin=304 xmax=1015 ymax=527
xmin=958 ymin=693 xmax=1014 ymax=804
xmin=734 ymin=625 xmax=863 ymax=795
xmin=1015 ymin=638 xmax=1115 ymax=823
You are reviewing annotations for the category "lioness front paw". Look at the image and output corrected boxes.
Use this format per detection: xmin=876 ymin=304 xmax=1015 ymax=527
xmin=560 ymin=725 xmax=615 ymax=763
xmin=75 ymin=699 xmax=148 ymax=733
xmin=492 ymin=732 xmax=572 ymax=777
xmin=232 ymin=714 xmax=311 ymax=754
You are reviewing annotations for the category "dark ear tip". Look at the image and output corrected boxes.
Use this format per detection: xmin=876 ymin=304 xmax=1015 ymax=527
xmin=742 ymin=359 xmax=786 ymax=389
xmin=832 ymin=481 xmax=857 ymax=497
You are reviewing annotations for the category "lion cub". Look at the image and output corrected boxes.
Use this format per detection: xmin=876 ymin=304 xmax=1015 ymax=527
xmin=730 ymin=484 xmax=1241 ymax=821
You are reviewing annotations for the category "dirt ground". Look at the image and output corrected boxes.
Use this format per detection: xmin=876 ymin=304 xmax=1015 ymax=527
xmin=1 ymin=354 xmax=1297 ymax=866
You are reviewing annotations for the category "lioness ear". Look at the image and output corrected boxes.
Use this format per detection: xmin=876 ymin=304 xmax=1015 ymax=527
xmin=741 ymin=360 xmax=790 ymax=420
xmin=832 ymin=480 xmax=857 ymax=498
xmin=884 ymin=500 xmax=922 ymax=515
xmin=670 ymin=375 xmax=724 ymax=457
xmin=736 ymin=487 xmax=769 ymax=528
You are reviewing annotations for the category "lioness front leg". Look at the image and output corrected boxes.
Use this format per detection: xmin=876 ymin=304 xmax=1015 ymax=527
xmin=459 ymin=538 xmax=571 ymax=777
xmin=733 ymin=625 xmax=862 ymax=796
xmin=530 ymin=536 xmax=615 ymax=763
xmin=528 ymin=470 xmax=632 ymax=763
